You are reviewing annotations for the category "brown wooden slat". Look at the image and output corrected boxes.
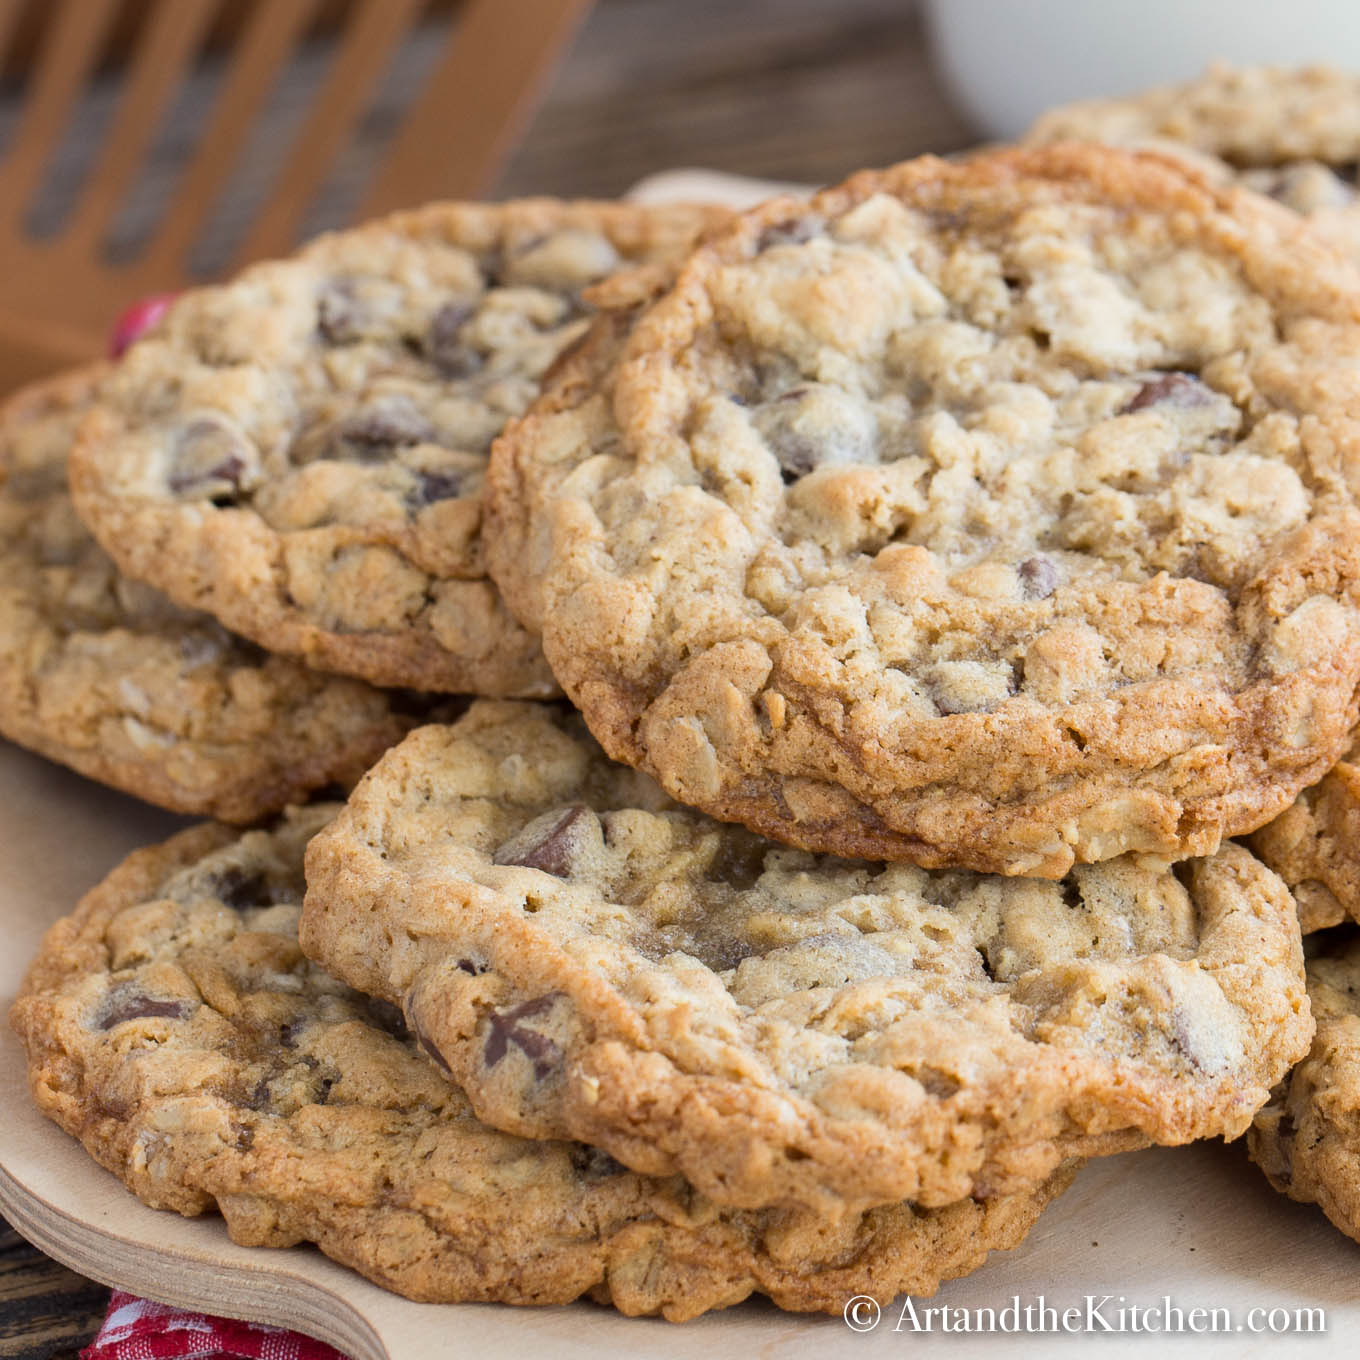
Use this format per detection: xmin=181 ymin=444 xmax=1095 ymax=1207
xmin=0 ymin=0 xmax=121 ymax=221
xmin=66 ymin=0 xmax=218 ymax=252
xmin=0 ymin=1224 xmax=107 ymax=1360
xmin=231 ymin=0 xmax=426 ymax=268
xmin=141 ymin=0 xmax=317 ymax=275
xmin=0 ymin=0 xmax=32 ymax=79
xmin=361 ymin=0 xmax=593 ymax=214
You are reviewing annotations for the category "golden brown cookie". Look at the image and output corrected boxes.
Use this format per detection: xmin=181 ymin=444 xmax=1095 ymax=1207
xmin=0 ymin=365 xmax=410 ymax=821
xmin=69 ymin=200 xmax=725 ymax=695
xmin=1250 ymin=933 xmax=1360 ymax=1243
xmin=302 ymin=700 xmax=1311 ymax=1216
xmin=1251 ymin=735 xmax=1360 ymax=933
xmin=1026 ymin=64 xmax=1360 ymax=258
xmin=487 ymin=146 xmax=1360 ymax=875
xmin=9 ymin=807 xmax=1074 ymax=1319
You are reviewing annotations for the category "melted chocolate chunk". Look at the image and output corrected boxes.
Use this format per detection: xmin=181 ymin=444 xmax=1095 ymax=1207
xmin=168 ymin=416 xmax=252 ymax=499
xmin=1121 ymin=372 xmax=1212 ymax=414
xmin=412 ymin=469 xmax=463 ymax=506
xmin=317 ymin=279 xmax=363 ymax=344
xmin=1017 ymin=555 xmax=1059 ymax=600
xmin=760 ymin=389 xmax=821 ymax=483
xmin=569 ymin=1145 xmax=628 ymax=1181
xmin=97 ymin=990 xmax=191 ymax=1030
xmin=212 ymin=866 xmax=269 ymax=911
xmin=362 ymin=997 xmax=408 ymax=1040
xmin=493 ymin=804 xmax=597 ymax=877
xmin=331 ymin=398 xmax=437 ymax=460
xmin=418 ymin=1029 xmax=453 ymax=1075
xmin=1273 ymin=1109 xmax=1296 ymax=1185
xmin=483 ymin=993 xmax=563 ymax=1079
xmin=753 ymin=383 xmax=875 ymax=483
xmin=429 ymin=301 xmax=484 ymax=378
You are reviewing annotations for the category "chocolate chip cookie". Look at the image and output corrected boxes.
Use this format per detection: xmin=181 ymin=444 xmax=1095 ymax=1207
xmin=8 ymin=807 xmax=1075 ymax=1318
xmin=1250 ymin=934 xmax=1360 ymax=1244
xmin=1026 ymin=65 xmax=1360 ymax=259
xmin=1250 ymin=734 xmax=1360 ymax=933
xmin=301 ymin=700 xmax=1310 ymax=1215
xmin=0 ymin=365 xmax=410 ymax=821
xmin=487 ymin=145 xmax=1360 ymax=875
xmin=69 ymin=200 xmax=725 ymax=695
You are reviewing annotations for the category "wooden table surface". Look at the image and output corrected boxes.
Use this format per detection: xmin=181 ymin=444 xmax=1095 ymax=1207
xmin=0 ymin=1 xmax=977 ymax=1354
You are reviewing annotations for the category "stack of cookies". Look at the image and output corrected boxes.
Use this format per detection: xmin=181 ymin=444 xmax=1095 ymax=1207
xmin=10 ymin=63 xmax=1360 ymax=1324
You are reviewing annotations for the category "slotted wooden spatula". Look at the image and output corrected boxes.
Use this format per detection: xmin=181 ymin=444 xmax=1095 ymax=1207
xmin=0 ymin=0 xmax=592 ymax=389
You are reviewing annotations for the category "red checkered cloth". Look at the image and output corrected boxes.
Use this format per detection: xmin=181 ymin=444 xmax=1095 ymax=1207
xmin=82 ymin=1290 xmax=350 ymax=1360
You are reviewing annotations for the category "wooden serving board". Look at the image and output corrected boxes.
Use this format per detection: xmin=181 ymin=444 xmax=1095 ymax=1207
xmin=3 ymin=171 xmax=1360 ymax=1359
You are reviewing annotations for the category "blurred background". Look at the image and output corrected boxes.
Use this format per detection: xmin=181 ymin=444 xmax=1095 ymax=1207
xmin=2 ymin=0 xmax=1357 ymax=389
xmin=0 ymin=0 xmax=982 ymax=388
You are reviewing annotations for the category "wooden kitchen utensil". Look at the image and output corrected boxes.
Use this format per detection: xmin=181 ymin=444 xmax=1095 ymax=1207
xmin=0 ymin=0 xmax=592 ymax=388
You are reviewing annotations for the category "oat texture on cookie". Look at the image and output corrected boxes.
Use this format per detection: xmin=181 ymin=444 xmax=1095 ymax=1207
xmin=0 ymin=365 xmax=410 ymax=821
xmin=1250 ymin=934 xmax=1360 ymax=1244
xmin=487 ymin=145 xmax=1360 ymax=874
xmin=9 ymin=806 xmax=1075 ymax=1319
xmin=1026 ymin=65 xmax=1360 ymax=258
xmin=301 ymin=701 xmax=1311 ymax=1216
xmin=69 ymin=200 xmax=724 ymax=695
xmin=1251 ymin=733 xmax=1360 ymax=933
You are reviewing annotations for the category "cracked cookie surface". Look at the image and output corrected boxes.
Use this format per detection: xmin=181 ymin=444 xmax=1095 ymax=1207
xmin=300 ymin=700 xmax=1310 ymax=1216
xmin=1250 ymin=733 xmax=1360 ymax=933
xmin=8 ymin=806 xmax=1074 ymax=1319
xmin=69 ymin=200 xmax=724 ymax=695
xmin=1026 ymin=65 xmax=1360 ymax=259
xmin=487 ymin=146 xmax=1360 ymax=875
xmin=0 ymin=366 xmax=410 ymax=821
xmin=1250 ymin=934 xmax=1360 ymax=1243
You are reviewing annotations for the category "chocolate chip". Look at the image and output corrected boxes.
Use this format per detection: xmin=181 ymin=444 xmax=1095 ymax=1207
xmin=429 ymin=301 xmax=485 ymax=378
xmin=757 ymin=215 xmax=824 ymax=252
xmin=752 ymin=383 xmax=875 ymax=483
xmin=1274 ymin=1109 xmax=1296 ymax=1185
xmin=330 ymin=396 xmax=437 ymax=460
xmin=168 ymin=416 xmax=253 ymax=501
xmin=493 ymin=805 xmax=600 ymax=877
xmin=317 ymin=279 xmax=363 ymax=343
xmin=1018 ymin=556 xmax=1059 ymax=600
xmin=569 ymin=1145 xmax=627 ymax=1181
xmin=483 ymin=993 xmax=563 ymax=1079
xmin=418 ymin=1030 xmax=453 ymax=1076
xmin=234 ymin=1124 xmax=255 ymax=1151
xmin=411 ymin=468 xmax=463 ymax=506
xmin=1121 ymin=372 xmax=1212 ymax=414
xmin=362 ymin=997 xmax=408 ymax=1040
xmin=456 ymin=958 xmax=484 ymax=976
xmin=706 ymin=835 xmax=768 ymax=891
xmin=97 ymin=989 xmax=191 ymax=1030
xmin=212 ymin=867 xmax=268 ymax=910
